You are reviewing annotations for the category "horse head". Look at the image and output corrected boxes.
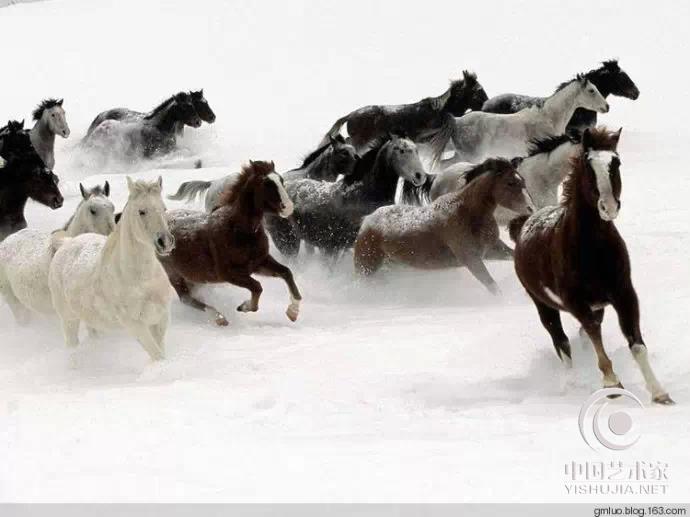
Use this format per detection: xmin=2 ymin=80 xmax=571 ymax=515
xmin=33 ymin=98 xmax=70 ymax=138
xmin=190 ymin=89 xmax=216 ymax=123
xmin=125 ymin=176 xmax=175 ymax=255
xmin=174 ymin=92 xmax=203 ymax=128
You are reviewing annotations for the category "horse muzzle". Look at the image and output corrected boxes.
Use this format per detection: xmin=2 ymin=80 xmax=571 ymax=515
xmin=51 ymin=195 xmax=64 ymax=209
xmin=627 ymin=87 xmax=640 ymax=100
xmin=155 ymin=234 xmax=176 ymax=256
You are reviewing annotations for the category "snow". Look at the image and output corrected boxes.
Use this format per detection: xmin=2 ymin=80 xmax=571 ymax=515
xmin=2 ymin=0 xmax=690 ymax=504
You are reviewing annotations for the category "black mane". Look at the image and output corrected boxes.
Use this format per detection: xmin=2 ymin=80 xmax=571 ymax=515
xmin=462 ymin=157 xmax=510 ymax=184
xmin=299 ymin=135 xmax=345 ymax=169
xmin=555 ymin=73 xmax=587 ymax=93
xmin=145 ymin=92 xmax=187 ymax=119
xmin=343 ymin=136 xmax=390 ymax=185
xmin=32 ymin=98 xmax=62 ymax=121
xmin=527 ymin=133 xmax=579 ymax=157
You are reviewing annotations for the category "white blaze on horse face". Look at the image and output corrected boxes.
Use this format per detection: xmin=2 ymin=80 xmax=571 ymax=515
xmin=589 ymin=151 xmax=619 ymax=221
xmin=269 ymin=172 xmax=293 ymax=218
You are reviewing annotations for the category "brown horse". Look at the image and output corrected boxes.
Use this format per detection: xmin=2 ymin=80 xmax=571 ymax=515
xmin=510 ymin=127 xmax=673 ymax=405
xmin=354 ymin=158 xmax=534 ymax=294
xmin=159 ymin=160 xmax=301 ymax=326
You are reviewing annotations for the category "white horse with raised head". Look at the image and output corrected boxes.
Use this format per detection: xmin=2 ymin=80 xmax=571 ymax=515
xmin=49 ymin=177 xmax=175 ymax=361
xmin=435 ymin=76 xmax=609 ymax=164
xmin=0 ymin=182 xmax=115 ymax=322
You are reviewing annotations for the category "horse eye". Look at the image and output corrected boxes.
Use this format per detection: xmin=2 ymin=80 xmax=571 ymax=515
xmin=90 ymin=208 xmax=97 ymax=215
xmin=139 ymin=210 xmax=147 ymax=216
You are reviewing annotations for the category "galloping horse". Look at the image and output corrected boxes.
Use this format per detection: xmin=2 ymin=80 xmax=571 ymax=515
xmin=483 ymin=60 xmax=639 ymax=133
xmin=510 ymin=127 xmax=673 ymax=405
xmin=355 ymin=158 xmax=534 ymax=293
xmin=0 ymin=121 xmax=63 ymax=241
xmin=318 ymin=71 xmax=488 ymax=165
xmin=160 ymin=161 xmax=301 ymax=326
xmin=29 ymin=98 xmax=71 ymax=169
xmin=82 ymin=92 xmax=203 ymax=158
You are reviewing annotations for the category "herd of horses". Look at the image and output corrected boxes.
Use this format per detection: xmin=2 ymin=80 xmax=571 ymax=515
xmin=0 ymin=60 xmax=674 ymax=405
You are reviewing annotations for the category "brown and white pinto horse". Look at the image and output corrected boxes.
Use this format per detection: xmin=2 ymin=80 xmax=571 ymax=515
xmin=159 ymin=160 xmax=301 ymax=326
xmin=510 ymin=127 xmax=673 ymax=405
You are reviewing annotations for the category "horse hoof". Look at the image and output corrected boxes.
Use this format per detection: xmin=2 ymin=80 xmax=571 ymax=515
xmin=653 ymin=393 xmax=675 ymax=405
xmin=215 ymin=314 xmax=229 ymax=326
xmin=286 ymin=307 xmax=299 ymax=322
xmin=237 ymin=302 xmax=257 ymax=313
xmin=606 ymin=382 xmax=625 ymax=398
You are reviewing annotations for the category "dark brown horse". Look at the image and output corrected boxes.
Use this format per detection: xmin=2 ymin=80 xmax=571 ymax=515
xmin=354 ymin=158 xmax=534 ymax=294
xmin=510 ymin=127 xmax=673 ymax=405
xmin=158 ymin=161 xmax=301 ymax=326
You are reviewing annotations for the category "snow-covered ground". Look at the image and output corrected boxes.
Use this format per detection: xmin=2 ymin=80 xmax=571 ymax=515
xmin=1 ymin=0 xmax=689 ymax=503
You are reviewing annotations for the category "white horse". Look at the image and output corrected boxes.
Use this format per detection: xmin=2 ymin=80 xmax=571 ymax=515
xmin=49 ymin=177 xmax=175 ymax=361
xmin=29 ymin=98 xmax=70 ymax=170
xmin=0 ymin=182 xmax=115 ymax=322
xmin=436 ymin=76 xmax=609 ymax=164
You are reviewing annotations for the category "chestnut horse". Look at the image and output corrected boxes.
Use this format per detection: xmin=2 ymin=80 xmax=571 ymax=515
xmin=510 ymin=127 xmax=673 ymax=405
xmin=354 ymin=158 xmax=535 ymax=294
xmin=159 ymin=160 xmax=301 ymax=326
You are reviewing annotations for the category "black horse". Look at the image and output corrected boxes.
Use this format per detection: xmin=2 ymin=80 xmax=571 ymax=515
xmin=82 ymin=91 xmax=205 ymax=158
xmin=318 ymin=71 xmax=488 ymax=165
xmin=0 ymin=121 xmax=63 ymax=241
xmin=482 ymin=60 xmax=639 ymax=134
xmin=267 ymin=135 xmax=427 ymax=260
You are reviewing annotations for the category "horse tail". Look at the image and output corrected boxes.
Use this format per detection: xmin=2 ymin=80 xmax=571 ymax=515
xmin=400 ymin=174 xmax=436 ymax=205
xmin=49 ymin=230 xmax=70 ymax=256
xmin=508 ymin=215 xmax=529 ymax=243
xmin=167 ymin=180 xmax=212 ymax=203
xmin=317 ymin=113 xmax=351 ymax=148
xmin=427 ymin=113 xmax=455 ymax=170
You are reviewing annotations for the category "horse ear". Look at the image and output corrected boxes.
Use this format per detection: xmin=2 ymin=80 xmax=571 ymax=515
xmin=156 ymin=176 xmax=163 ymax=191
xmin=270 ymin=160 xmax=275 ymax=170
xmin=104 ymin=181 xmax=110 ymax=197
xmin=79 ymin=183 xmax=87 ymax=200
xmin=19 ymin=120 xmax=24 ymax=130
xmin=114 ymin=212 xmax=122 ymax=224
xmin=329 ymin=135 xmax=337 ymax=146
xmin=126 ymin=176 xmax=135 ymax=193
xmin=510 ymin=157 xmax=524 ymax=169
xmin=582 ymin=128 xmax=593 ymax=150
xmin=199 ymin=88 xmax=204 ymax=95
xmin=57 ymin=99 xmax=64 ymax=106
xmin=249 ymin=160 xmax=256 ymax=167
xmin=611 ymin=128 xmax=622 ymax=149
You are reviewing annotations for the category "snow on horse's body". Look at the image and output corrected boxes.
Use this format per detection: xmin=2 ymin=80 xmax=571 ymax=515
xmin=48 ymin=177 xmax=175 ymax=360
xmin=0 ymin=183 xmax=114 ymax=321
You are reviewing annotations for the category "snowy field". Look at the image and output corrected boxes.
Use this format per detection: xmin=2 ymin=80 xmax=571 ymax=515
xmin=1 ymin=0 xmax=690 ymax=503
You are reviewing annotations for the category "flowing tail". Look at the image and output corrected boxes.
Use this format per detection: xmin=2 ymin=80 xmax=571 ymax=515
xmin=427 ymin=113 xmax=455 ymax=170
xmin=317 ymin=113 xmax=351 ymax=148
xmin=508 ymin=215 xmax=529 ymax=243
xmin=167 ymin=180 xmax=212 ymax=203
xmin=400 ymin=174 xmax=436 ymax=205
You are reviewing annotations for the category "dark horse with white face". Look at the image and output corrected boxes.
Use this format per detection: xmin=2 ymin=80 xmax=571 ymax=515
xmin=510 ymin=127 xmax=673 ymax=405
xmin=82 ymin=91 xmax=204 ymax=158
xmin=159 ymin=160 xmax=301 ymax=327
xmin=318 ymin=71 xmax=488 ymax=165
xmin=0 ymin=121 xmax=63 ymax=241
xmin=483 ymin=60 xmax=639 ymax=134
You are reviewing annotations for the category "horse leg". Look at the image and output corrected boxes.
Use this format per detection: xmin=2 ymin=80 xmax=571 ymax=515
xmin=354 ymin=230 xmax=385 ymax=276
xmin=126 ymin=321 xmax=164 ymax=361
xmin=611 ymin=283 xmax=673 ymax=405
xmin=484 ymin=239 xmax=514 ymax=261
xmin=459 ymin=250 xmax=500 ymax=295
xmin=573 ymin=307 xmax=622 ymax=390
xmin=0 ymin=277 xmax=32 ymax=325
xmin=171 ymin=276 xmax=228 ymax=327
xmin=578 ymin=309 xmax=604 ymax=348
xmin=150 ymin=312 xmax=170 ymax=348
xmin=528 ymin=294 xmax=571 ymax=365
xmin=223 ymin=273 xmax=263 ymax=313
xmin=256 ymin=254 xmax=302 ymax=322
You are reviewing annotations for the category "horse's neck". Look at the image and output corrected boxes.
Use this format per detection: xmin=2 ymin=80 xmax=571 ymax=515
xmin=433 ymin=87 xmax=452 ymax=112
xmin=305 ymin=148 xmax=331 ymax=178
xmin=366 ymin=152 xmax=399 ymax=202
xmin=540 ymin=83 xmax=582 ymax=134
xmin=562 ymin=177 xmax=608 ymax=244
xmin=586 ymin=70 xmax=612 ymax=97
xmin=456 ymin=175 xmax=496 ymax=218
xmin=526 ymin=142 xmax=580 ymax=188
xmin=228 ymin=188 xmax=264 ymax=231
xmin=64 ymin=204 xmax=87 ymax=237
xmin=0 ymin=184 xmax=28 ymax=221
xmin=147 ymin=100 xmax=178 ymax=132
xmin=101 ymin=214 xmax=158 ymax=279
xmin=30 ymin=119 xmax=55 ymax=147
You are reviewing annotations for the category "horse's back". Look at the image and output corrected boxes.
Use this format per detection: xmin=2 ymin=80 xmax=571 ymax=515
xmin=49 ymin=233 xmax=106 ymax=309
xmin=86 ymin=108 xmax=141 ymax=136
xmin=482 ymin=94 xmax=541 ymax=114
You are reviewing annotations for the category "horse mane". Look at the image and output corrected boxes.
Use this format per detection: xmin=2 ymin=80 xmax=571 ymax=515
xmin=554 ymin=73 xmax=588 ymax=93
xmin=561 ymin=127 xmax=620 ymax=204
xmin=527 ymin=133 xmax=579 ymax=156
xmin=462 ymin=157 xmax=511 ymax=184
xmin=144 ymin=92 xmax=186 ymax=120
xmin=343 ymin=136 xmax=389 ymax=185
xmin=299 ymin=135 xmax=345 ymax=169
xmin=218 ymin=161 xmax=274 ymax=207
xmin=32 ymin=98 xmax=62 ymax=121
xmin=600 ymin=59 xmax=620 ymax=73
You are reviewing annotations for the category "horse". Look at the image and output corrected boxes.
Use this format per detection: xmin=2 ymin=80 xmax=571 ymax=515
xmin=158 ymin=160 xmax=301 ymax=327
xmin=318 ymin=71 xmax=488 ymax=165
xmin=0 ymin=182 xmax=115 ymax=321
xmin=267 ymin=135 xmax=427 ymax=260
xmin=0 ymin=120 xmax=63 ymax=242
xmin=482 ymin=60 xmax=639 ymax=133
xmin=49 ymin=177 xmax=175 ymax=360
xmin=354 ymin=158 xmax=534 ymax=293
xmin=167 ymin=135 xmax=359 ymax=212
xmin=175 ymin=89 xmax=216 ymax=136
xmin=82 ymin=92 xmax=203 ymax=158
xmin=28 ymin=98 xmax=70 ymax=170
xmin=433 ymin=76 xmax=609 ymax=165
xmin=509 ymin=127 xmax=673 ymax=405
